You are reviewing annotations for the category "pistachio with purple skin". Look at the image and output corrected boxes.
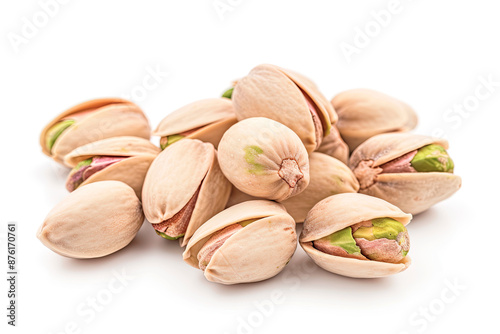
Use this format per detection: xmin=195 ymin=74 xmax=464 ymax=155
xmin=300 ymin=193 xmax=412 ymax=278
xmin=349 ymin=133 xmax=461 ymax=215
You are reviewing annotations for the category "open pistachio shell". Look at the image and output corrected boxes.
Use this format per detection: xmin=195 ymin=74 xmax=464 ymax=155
xmin=183 ymin=200 xmax=297 ymax=284
xmin=218 ymin=117 xmax=310 ymax=202
xmin=153 ymin=98 xmax=237 ymax=149
xmin=300 ymin=193 xmax=412 ymax=278
xmin=281 ymin=153 xmax=359 ymax=223
xmin=349 ymin=133 xmax=462 ymax=215
xmin=40 ymin=98 xmax=151 ymax=165
xmin=37 ymin=181 xmax=144 ymax=259
xmin=332 ymin=89 xmax=418 ymax=151
xmin=316 ymin=124 xmax=349 ymax=164
xmin=142 ymin=139 xmax=231 ymax=246
xmin=232 ymin=64 xmax=333 ymax=153
xmin=64 ymin=136 xmax=160 ymax=198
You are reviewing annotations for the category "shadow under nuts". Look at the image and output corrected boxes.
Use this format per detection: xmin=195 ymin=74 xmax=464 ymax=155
xmin=64 ymin=136 xmax=160 ymax=199
xmin=218 ymin=117 xmax=310 ymax=202
xmin=183 ymin=200 xmax=297 ymax=284
xmin=300 ymin=193 xmax=412 ymax=278
xmin=37 ymin=181 xmax=144 ymax=259
xmin=349 ymin=133 xmax=462 ymax=215
xmin=40 ymin=98 xmax=151 ymax=166
xmin=142 ymin=139 xmax=232 ymax=246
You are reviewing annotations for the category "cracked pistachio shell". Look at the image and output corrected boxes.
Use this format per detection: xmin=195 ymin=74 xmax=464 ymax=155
xmin=218 ymin=117 xmax=310 ymax=202
xmin=40 ymin=98 xmax=151 ymax=165
xmin=332 ymin=89 xmax=418 ymax=151
xmin=64 ymin=136 xmax=160 ymax=198
xmin=281 ymin=153 xmax=359 ymax=223
xmin=232 ymin=64 xmax=334 ymax=153
xmin=153 ymin=98 xmax=237 ymax=149
xmin=37 ymin=181 xmax=144 ymax=259
xmin=316 ymin=124 xmax=350 ymax=164
xmin=300 ymin=193 xmax=412 ymax=278
xmin=349 ymin=133 xmax=462 ymax=215
xmin=142 ymin=139 xmax=232 ymax=246
xmin=183 ymin=200 xmax=297 ymax=284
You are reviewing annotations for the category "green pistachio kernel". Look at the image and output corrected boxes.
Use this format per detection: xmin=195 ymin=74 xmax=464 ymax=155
xmin=73 ymin=158 xmax=93 ymax=171
xmin=222 ymin=87 xmax=234 ymax=99
xmin=238 ymin=219 xmax=257 ymax=227
xmin=411 ymin=144 xmax=454 ymax=173
xmin=353 ymin=217 xmax=406 ymax=241
xmin=155 ymin=230 xmax=184 ymax=240
xmin=160 ymin=134 xmax=185 ymax=150
xmin=244 ymin=145 xmax=266 ymax=175
xmin=46 ymin=120 xmax=75 ymax=152
xmin=320 ymin=227 xmax=362 ymax=255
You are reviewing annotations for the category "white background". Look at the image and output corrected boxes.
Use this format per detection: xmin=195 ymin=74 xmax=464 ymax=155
xmin=1 ymin=1 xmax=499 ymax=333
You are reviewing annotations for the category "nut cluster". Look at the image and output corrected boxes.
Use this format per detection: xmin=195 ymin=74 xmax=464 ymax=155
xmin=37 ymin=64 xmax=461 ymax=284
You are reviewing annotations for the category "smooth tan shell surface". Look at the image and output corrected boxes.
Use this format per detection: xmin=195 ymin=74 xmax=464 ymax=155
xmin=349 ymin=133 xmax=461 ymax=215
xmin=218 ymin=117 xmax=310 ymax=202
xmin=232 ymin=64 xmax=331 ymax=153
xmin=183 ymin=116 xmax=237 ymax=149
xmin=225 ymin=186 xmax=262 ymax=208
xmin=300 ymin=242 xmax=411 ymax=278
xmin=142 ymin=139 xmax=231 ymax=246
xmin=349 ymin=133 xmax=449 ymax=169
xmin=153 ymin=98 xmax=235 ymax=136
xmin=333 ymin=89 xmax=418 ymax=150
xmin=183 ymin=200 xmax=297 ymax=284
xmin=37 ymin=181 xmax=144 ymax=259
xmin=41 ymin=98 xmax=151 ymax=165
xmin=299 ymin=193 xmax=412 ymax=278
xmin=300 ymin=193 xmax=412 ymax=243
xmin=281 ymin=153 xmax=359 ymax=223
xmin=316 ymin=125 xmax=349 ymax=164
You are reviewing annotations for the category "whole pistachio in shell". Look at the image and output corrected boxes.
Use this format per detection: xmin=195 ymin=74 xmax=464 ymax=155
xmin=300 ymin=193 xmax=412 ymax=278
xmin=154 ymin=98 xmax=237 ymax=149
xmin=332 ymin=89 xmax=418 ymax=151
xmin=232 ymin=64 xmax=334 ymax=153
xmin=142 ymin=139 xmax=231 ymax=246
xmin=281 ymin=152 xmax=359 ymax=223
xmin=64 ymin=136 xmax=160 ymax=198
xmin=218 ymin=117 xmax=310 ymax=202
xmin=37 ymin=181 xmax=144 ymax=259
xmin=40 ymin=98 xmax=151 ymax=165
xmin=183 ymin=200 xmax=297 ymax=284
xmin=316 ymin=124 xmax=350 ymax=164
xmin=349 ymin=133 xmax=461 ymax=215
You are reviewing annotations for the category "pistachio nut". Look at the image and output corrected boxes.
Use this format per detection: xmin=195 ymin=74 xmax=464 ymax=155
xmin=40 ymin=98 xmax=151 ymax=165
xmin=64 ymin=136 xmax=160 ymax=198
xmin=332 ymin=89 xmax=418 ymax=151
xmin=153 ymin=98 xmax=237 ymax=149
xmin=142 ymin=139 xmax=232 ymax=246
xmin=183 ymin=200 xmax=297 ymax=284
xmin=222 ymin=88 xmax=234 ymax=99
xmin=316 ymin=124 xmax=350 ymax=164
xmin=232 ymin=64 xmax=335 ymax=153
xmin=349 ymin=133 xmax=461 ymax=215
xmin=225 ymin=186 xmax=261 ymax=208
xmin=281 ymin=152 xmax=359 ymax=223
xmin=300 ymin=193 xmax=412 ymax=278
xmin=218 ymin=117 xmax=310 ymax=202
xmin=37 ymin=181 xmax=144 ymax=259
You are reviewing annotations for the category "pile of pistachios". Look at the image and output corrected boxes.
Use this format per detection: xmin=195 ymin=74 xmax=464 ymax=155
xmin=37 ymin=64 xmax=461 ymax=284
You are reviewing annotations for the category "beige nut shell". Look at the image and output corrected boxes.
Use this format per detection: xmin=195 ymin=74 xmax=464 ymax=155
xmin=316 ymin=125 xmax=350 ymax=164
xmin=183 ymin=200 xmax=297 ymax=284
xmin=153 ymin=98 xmax=237 ymax=148
xmin=64 ymin=136 xmax=160 ymax=198
xmin=333 ymin=89 xmax=418 ymax=150
xmin=232 ymin=64 xmax=333 ymax=153
xmin=300 ymin=193 xmax=412 ymax=278
xmin=349 ymin=133 xmax=462 ymax=215
xmin=142 ymin=139 xmax=231 ymax=246
xmin=281 ymin=153 xmax=359 ymax=223
xmin=40 ymin=98 xmax=151 ymax=165
xmin=218 ymin=117 xmax=310 ymax=202
xmin=37 ymin=181 xmax=144 ymax=259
